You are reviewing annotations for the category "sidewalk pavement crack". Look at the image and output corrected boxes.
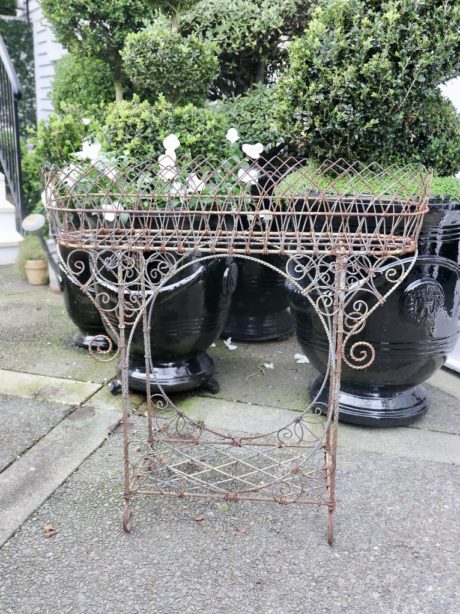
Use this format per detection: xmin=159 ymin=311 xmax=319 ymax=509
xmin=0 ymin=381 xmax=110 ymax=478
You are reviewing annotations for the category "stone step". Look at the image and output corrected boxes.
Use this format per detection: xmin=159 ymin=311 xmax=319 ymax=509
xmin=0 ymin=173 xmax=22 ymax=265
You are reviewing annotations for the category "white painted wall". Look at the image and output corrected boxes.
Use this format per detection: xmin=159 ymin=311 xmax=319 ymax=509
xmin=17 ymin=0 xmax=66 ymax=123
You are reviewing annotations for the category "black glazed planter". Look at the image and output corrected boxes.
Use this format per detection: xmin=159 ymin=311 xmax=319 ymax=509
xmin=222 ymin=155 xmax=294 ymax=342
xmin=287 ymin=198 xmax=460 ymax=426
xmin=59 ymin=246 xmax=111 ymax=351
xmin=97 ymin=254 xmax=237 ymax=393
xmin=222 ymin=255 xmax=293 ymax=341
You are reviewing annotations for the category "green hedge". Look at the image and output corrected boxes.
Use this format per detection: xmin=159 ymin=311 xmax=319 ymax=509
xmin=102 ymin=96 xmax=234 ymax=163
xmin=51 ymin=53 xmax=115 ymax=113
xmin=22 ymin=105 xmax=101 ymax=214
xmin=274 ymin=0 xmax=460 ymax=175
xmin=122 ymin=17 xmax=219 ymax=106
xmin=214 ymin=85 xmax=280 ymax=150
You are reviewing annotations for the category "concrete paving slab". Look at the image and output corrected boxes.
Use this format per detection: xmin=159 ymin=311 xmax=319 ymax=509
xmin=90 ymin=380 xmax=145 ymax=412
xmin=0 ymin=394 xmax=71 ymax=473
xmin=206 ymin=340 xmax=460 ymax=432
xmin=410 ymin=385 xmax=460 ymax=435
xmin=0 ymin=430 xmax=458 ymax=614
xmin=0 ymin=285 xmax=116 ymax=383
xmin=0 ymin=368 xmax=101 ymax=405
xmin=203 ymin=337 xmax=313 ymax=411
xmin=339 ymin=422 xmax=460 ymax=465
xmin=0 ymin=264 xmax=33 ymax=294
xmin=178 ymin=394 xmax=324 ymax=439
xmin=428 ymin=366 xmax=460 ymax=400
xmin=178 ymin=394 xmax=460 ymax=466
xmin=0 ymin=400 xmax=120 ymax=547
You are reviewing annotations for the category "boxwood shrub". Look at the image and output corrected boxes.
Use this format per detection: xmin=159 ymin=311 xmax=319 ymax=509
xmin=274 ymin=0 xmax=460 ymax=175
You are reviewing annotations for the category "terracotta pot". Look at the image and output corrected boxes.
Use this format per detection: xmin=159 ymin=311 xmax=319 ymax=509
xmin=24 ymin=260 xmax=48 ymax=285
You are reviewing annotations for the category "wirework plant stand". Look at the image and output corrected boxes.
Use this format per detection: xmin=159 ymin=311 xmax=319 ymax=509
xmin=44 ymin=157 xmax=430 ymax=544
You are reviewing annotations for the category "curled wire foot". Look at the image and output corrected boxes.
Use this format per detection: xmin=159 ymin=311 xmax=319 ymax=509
xmin=327 ymin=509 xmax=334 ymax=546
xmin=123 ymin=504 xmax=133 ymax=533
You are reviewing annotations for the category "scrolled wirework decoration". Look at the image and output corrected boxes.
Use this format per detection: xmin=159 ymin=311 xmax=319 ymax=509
xmin=342 ymin=340 xmax=376 ymax=370
xmin=87 ymin=334 xmax=117 ymax=362
xmin=42 ymin=154 xmax=431 ymax=545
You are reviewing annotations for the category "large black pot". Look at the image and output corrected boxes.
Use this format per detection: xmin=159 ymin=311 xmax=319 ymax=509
xmin=221 ymin=154 xmax=296 ymax=343
xmin=98 ymin=254 xmax=237 ymax=393
xmin=222 ymin=255 xmax=293 ymax=341
xmin=288 ymin=199 xmax=460 ymax=426
xmin=59 ymin=247 xmax=111 ymax=351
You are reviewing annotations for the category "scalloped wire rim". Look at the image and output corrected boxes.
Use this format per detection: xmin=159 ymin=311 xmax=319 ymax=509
xmin=44 ymin=157 xmax=431 ymax=257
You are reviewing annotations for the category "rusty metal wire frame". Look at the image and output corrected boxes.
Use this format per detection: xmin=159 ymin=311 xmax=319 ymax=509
xmin=43 ymin=157 xmax=430 ymax=545
xmin=44 ymin=156 xmax=429 ymax=257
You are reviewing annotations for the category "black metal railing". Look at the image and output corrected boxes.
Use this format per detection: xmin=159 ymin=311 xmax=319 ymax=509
xmin=0 ymin=33 xmax=23 ymax=226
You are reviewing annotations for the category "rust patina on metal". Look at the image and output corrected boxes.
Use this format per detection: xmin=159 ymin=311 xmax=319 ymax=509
xmin=43 ymin=157 xmax=430 ymax=545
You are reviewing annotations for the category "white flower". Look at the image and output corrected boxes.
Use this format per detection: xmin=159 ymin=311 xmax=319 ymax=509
xmin=103 ymin=165 xmax=118 ymax=181
xmin=163 ymin=133 xmax=180 ymax=153
xmin=158 ymin=154 xmax=177 ymax=181
xmin=159 ymin=150 xmax=176 ymax=164
xmin=223 ymin=337 xmax=238 ymax=351
xmin=238 ymin=167 xmax=259 ymax=184
xmin=73 ymin=140 xmax=102 ymax=162
xmin=242 ymin=143 xmax=264 ymax=160
xmin=100 ymin=201 xmax=123 ymax=222
xmin=294 ymin=353 xmax=310 ymax=364
xmin=41 ymin=185 xmax=56 ymax=207
xmin=60 ymin=163 xmax=80 ymax=188
xmin=81 ymin=117 xmax=91 ymax=126
xmin=258 ymin=209 xmax=273 ymax=223
xmin=263 ymin=362 xmax=274 ymax=369
xmin=170 ymin=181 xmax=185 ymax=197
xmin=226 ymin=127 xmax=239 ymax=144
xmin=186 ymin=172 xmax=206 ymax=193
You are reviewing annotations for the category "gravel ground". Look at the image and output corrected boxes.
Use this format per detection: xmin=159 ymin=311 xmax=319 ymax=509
xmin=0 ymin=425 xmax=458 ymax=614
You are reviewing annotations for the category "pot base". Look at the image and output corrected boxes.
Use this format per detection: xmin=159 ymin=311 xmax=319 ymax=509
xmin=71 ymin=331 xmax=112 ymax=352
xmin=126 ymin=353 xmax=215 ymax=394
xmin=311 ymin=376 xmax=429 ymax=427
xmin=222 ymin=310 xmax=293 ymax=342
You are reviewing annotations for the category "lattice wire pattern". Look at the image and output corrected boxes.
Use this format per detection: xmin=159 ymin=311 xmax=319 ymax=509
xmin=42 ymin=156 xmax=431 ymax=543
xmin=44 ymin=157 xmax=430 ymax=257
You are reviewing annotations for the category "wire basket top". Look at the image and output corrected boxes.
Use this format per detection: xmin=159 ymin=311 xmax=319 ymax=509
xmin=43 ymin=156 xmax=430 ymax=256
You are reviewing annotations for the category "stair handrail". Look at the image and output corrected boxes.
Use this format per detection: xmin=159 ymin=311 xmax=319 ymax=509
xmin=0 ymin=33 xmax=24 ymax=227
xmin=0 ymin=33 xmax=22 ymax=97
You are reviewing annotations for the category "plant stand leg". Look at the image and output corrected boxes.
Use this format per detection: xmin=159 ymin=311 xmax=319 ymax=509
xmin=141 ymin=261 xmax=154 ymax=446
xmin=117 ymin=256 xmax=133 ymax=533
xmin=325 ymin=253 xmax=347 ymax=545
